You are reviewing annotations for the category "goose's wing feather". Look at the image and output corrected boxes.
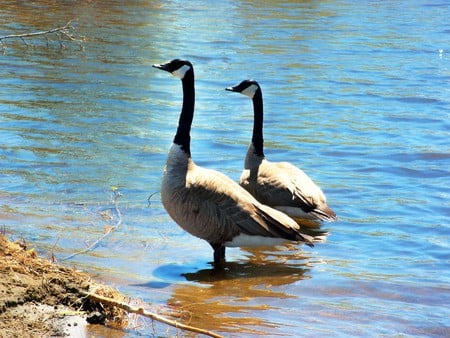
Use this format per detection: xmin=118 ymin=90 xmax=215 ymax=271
xmin=277 ymin=161 xmax=326 ymax=206
xmin=243 ymin=160 xmax=324 ymax=210
xmin=252 ymin=161 xmax=337 ymax=221
xmin=188 ymin=165 xmax=313 ymax=244
xmin=275 ymin=162 xmax=337 ymax=221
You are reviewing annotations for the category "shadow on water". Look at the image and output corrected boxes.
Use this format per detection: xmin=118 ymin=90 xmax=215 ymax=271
xmin=134 ymin=246 xmax=314 ymax=334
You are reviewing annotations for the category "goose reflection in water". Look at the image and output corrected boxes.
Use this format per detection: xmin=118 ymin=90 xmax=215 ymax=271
xmin=142 ymin=245 xmax=316 ymax=334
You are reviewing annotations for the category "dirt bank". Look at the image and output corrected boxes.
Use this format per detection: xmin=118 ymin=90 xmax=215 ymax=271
xmin=0 ymin=235 xmax=128 ymax=337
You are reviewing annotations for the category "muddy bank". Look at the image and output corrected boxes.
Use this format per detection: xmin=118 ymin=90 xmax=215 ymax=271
xmin=0 ymin=235 xmax=128 ymax=337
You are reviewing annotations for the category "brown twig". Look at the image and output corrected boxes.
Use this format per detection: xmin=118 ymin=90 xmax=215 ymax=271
xmin=0 ymin=20 xmax=84 ymax=52
xmin=80 ymin=291 xmax=224 ymax=338
xmin=50 ymin=237 xmax=60 ymax=263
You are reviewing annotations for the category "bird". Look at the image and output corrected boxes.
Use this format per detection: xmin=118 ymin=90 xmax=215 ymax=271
xmin=153 ymin=59 xmax=325 ymax=267
xmin=225 ymin=79 xmax=337 ymax=224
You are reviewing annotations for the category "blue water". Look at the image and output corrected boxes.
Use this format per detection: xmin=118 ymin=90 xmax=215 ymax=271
xmin=1 ymin=1 xmax=449 ymax=337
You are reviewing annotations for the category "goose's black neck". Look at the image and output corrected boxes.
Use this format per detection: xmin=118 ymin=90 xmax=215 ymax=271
xmin=173 ymin=69 xmax=195 ymax=156
xmin=251 ymin=88 xmax=265 ymax=157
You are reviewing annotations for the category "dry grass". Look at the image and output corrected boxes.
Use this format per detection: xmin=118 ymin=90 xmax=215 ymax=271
xmin=0 ymin=235 xmax=127 ymax=337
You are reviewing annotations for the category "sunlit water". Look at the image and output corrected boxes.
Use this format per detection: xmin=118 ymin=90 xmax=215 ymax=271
xmin=1 ymin=1 xmax=449 ymax=337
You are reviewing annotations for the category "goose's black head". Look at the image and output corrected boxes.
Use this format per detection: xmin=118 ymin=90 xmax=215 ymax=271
xmin=152 ymin=59 xmax=193 ymax=80
xmin=226 ymin=79 xmax=261 ymax=99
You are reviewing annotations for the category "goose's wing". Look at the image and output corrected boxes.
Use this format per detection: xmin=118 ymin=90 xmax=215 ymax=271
xmin=259 ymin=161 xmax=337 ymax=221
xmin=188 ymin=165 xmax=314 ymax=245
xmin=277 ymin=162 xmax=326 ymax=205
xmin=241 ymin=161 xmax=319 ymax=208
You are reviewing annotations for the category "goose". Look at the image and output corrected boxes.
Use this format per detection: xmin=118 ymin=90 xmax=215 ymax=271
xmin=226 ymin=80 xmax=337 ymax=224
xmin=153 ymin=59 xmax=324 ymax=267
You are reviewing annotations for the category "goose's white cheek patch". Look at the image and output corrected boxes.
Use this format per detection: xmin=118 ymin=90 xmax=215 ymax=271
xmin=172 ymin=65 xmax=191 ymax=79
xmin=241 ymin=84 xmax=259 ymax=98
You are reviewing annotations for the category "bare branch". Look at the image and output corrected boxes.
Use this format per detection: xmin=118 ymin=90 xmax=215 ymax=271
xmin=81 ymin=291 xmax=224 ymax=338
xmin=1 ymin=20 xmax=72 ymax=40
xmin=0 ymin=20 xmax=84 ymax=52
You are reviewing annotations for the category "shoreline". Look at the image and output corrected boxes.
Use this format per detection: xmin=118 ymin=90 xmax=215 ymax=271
xmin=0 ymin=234 xmax=223 ymax=338
xmin=0 ymin=234 xmax=128 ymax=337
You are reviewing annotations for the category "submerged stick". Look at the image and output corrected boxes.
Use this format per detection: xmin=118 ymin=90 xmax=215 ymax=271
xmin=60 ymin=189 xmax=122 ymax=261
xmin=81 ymin=291 xmax=224 ymax=338
xmin=147 ymin=191 xmax=160 ymax=207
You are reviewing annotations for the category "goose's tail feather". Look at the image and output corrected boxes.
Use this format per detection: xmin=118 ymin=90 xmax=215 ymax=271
xmin=310 ymin=205 xmax=337 ymax=222
xmin=300 ymin=229 xmax=329 ymax=245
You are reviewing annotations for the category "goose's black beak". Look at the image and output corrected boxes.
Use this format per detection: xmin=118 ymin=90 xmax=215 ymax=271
xmin=152 ymin=62 xmax=170 ymax=72
xmin=225 ymin=86 xmax=237 ymax=92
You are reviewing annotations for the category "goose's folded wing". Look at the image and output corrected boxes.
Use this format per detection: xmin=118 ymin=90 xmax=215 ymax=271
xmin=187 ymin=167 xmax=273 ymax=236
xmin=254 ymin=161 xmax=323 ymax=210
xmin=284 ymin=165 xmax=337 ymax=221
xmin=188 ymin=166 xmax=312 ymax=243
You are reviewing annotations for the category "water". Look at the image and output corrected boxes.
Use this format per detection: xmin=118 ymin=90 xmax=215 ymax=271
xmin=1 ymin=0 xmax=449 ymax=336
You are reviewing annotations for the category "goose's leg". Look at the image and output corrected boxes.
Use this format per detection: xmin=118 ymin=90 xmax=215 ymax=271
xmin=210 ymin=243 xmax=226 ymax=268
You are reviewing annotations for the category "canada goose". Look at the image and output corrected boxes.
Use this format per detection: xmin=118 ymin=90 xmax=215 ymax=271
xmin=226 ymin=80 xmax=337 ymax=223
xmin=153 ymin=59 xmax=323 ymax=267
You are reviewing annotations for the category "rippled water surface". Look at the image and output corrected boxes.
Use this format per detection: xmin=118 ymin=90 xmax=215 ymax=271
xmin=1 ymin=1 xmax=449 ymax=337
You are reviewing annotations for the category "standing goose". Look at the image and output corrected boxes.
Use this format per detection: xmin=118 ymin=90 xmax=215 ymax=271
xmin=226 ymin=80 xmax=337 ymax=223
xmin=153 ymin=59 xmax=323 ymax=267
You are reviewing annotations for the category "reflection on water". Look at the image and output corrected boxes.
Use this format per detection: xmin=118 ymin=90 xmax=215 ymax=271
xmin=140 ymin=246 xmax=312 ymax=335
xmin=1 ymin=0 xmax=449 ymax=337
